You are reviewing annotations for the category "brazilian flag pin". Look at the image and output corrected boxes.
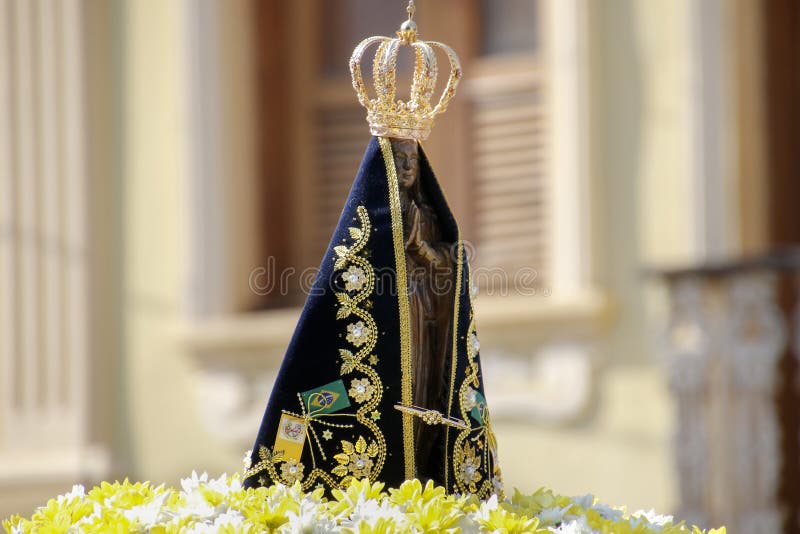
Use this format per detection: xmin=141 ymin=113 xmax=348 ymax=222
xmin=301 ymin=379 xmax=351 ymax=415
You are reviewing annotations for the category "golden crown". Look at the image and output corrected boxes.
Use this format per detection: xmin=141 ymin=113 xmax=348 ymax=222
xmin=349 ymin=0 xmax=462 ymax=140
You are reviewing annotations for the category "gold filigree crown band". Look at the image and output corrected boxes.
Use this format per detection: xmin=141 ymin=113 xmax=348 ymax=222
xmin=349 ymin=0 xmax=462 ymax=141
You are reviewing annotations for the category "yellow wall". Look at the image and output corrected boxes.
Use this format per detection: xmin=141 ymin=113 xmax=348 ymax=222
xmin=496 ymin=365 xmax=674 ymax=512
xmin=120 ymin=0 xmax=238 ymax=482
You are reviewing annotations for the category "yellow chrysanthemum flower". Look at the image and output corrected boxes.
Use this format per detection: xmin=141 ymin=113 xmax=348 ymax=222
xmin=1 ymin=472 xmax=726 ymax=533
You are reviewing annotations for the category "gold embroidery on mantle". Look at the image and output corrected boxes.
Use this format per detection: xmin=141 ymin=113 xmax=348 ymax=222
xmin=444 ymin=237 xmax=464 ymax=490
xmin=452 ymin=315 xmax=504 ymax=498
xmin=379 ymin=137 xmax=416 ymax=479
xmin=244 ymin=205 xmax=387 ymax=490
xmin=332 ymin=435 xmax=380 ymax=481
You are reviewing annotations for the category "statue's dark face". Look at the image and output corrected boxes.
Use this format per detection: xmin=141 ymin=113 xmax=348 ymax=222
xmin=392 ymin=139 xmax=420 ymax=190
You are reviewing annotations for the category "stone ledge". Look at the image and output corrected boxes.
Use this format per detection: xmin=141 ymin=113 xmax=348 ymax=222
xmin=0 ymin=446 xmax=110 ymax=517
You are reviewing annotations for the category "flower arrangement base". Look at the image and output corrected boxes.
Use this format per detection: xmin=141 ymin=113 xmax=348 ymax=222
xmin=3 ymin=473 xmax=725 ymax=533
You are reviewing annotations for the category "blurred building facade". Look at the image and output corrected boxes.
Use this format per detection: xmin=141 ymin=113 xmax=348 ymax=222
xmin=1 ymin=0 xmax=798 ymax=530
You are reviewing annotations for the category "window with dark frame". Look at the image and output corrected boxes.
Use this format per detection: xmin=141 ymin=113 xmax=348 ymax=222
xmin=252 ymin=0 xmax=546 ymax=309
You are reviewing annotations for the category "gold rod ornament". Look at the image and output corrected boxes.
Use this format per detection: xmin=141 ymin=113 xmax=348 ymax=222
xmin=394 ymin=404 xmax=469 ymax=430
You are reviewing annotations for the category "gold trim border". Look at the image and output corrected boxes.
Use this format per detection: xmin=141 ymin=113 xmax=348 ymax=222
xmin=444 ymin=237 xmax=463 ymax=490
xmin=378 ymin=137 xmax=415 ymax=479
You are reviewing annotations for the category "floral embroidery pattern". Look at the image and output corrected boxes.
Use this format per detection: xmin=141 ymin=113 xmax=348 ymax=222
xmin=468 ymin=332 xmax=480 ymax=357
xmin=462 ymin=387 xmax=478 ymax=410
xmin=280 ymin=459 xmax=305 ymax=485
xmin=329 ymin=206 xmax=387 ymax=487
xmin=342 ymin=265 xmax=367 ymax=292
xmin=243 ymin=206 xmax=386 ymax=492
xmin=346 ymin=321 xmax=370 ymax=347
xmin=332 ymin=436 xmax=379 ymax=479
xmin=349 ymin=378 xmax=375 ymax=403
xmin=452 ymin=314 xmax=503 ymax=499
xmin=457 ymin=442 xmax=482 ymax=489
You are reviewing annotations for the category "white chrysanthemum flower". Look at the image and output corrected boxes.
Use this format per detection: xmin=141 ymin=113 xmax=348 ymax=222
xmin=281 ymin=499 xmax=338 ymax=533
xmin=214 ymin=509 xmax=245 ymax=527
xmin=180 ymin=471 xmax=210 ymax=493
xmin=180 ymin=473 xmax=217 ymax=519
xmin=185 ymin=520 xmax=223 ymax=534
xmin=122 ymin=494 xmax=167 ymax=527
xmin=591 ymin=501 xmax=624 ymax=521
xmin=287 ymin=482 xmax=309 ymax=502
xmin=61 ymin=484 xmax=85 ymax=502
xmin=571 ymin=493 xmax=595 ymax=509
xmin=183 ymin=473 xmax=240 ymax=522
xmin=631 ymin=508 xmax=674 ymax=528
xmin=268 ymin=482 xmax=300 ymax=506
xmin=179 ymin=498 xmax=217 ymax=520
xmin=74 ymin=502 xmax=103 ymax=527
xmin=470 ymin=493 xmax=499 ymax=524
xmin=455 ymin=514 xmax=481 ymax=534
xmin=344 ymin=498 xmax=406 ymax=529
xmin=205 ymin=472 xmax=239 ymax=495
xmin=538 ymin=504 xmax=573 ymax=525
